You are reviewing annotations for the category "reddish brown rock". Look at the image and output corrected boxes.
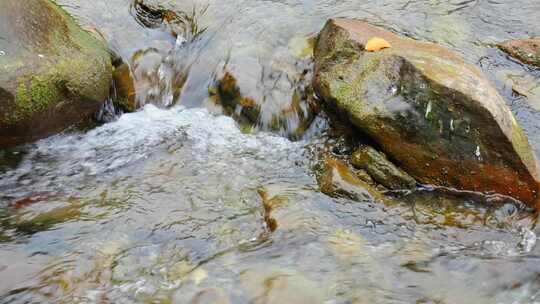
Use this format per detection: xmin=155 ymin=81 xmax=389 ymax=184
xmin=113 ymin=63 xmax=137 ymax=112
xmin=313 ymin=19 xmax=540 ymax=206
xmin=498 ymin=38 xmax=540 ymax=67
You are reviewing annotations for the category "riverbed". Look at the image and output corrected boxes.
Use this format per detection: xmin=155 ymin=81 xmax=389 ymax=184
xmin=2 ymin=0 xmax=540 ymax=303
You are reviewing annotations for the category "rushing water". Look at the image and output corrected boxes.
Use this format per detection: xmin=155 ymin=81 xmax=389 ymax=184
xmin=2 ymin=0 xmax=540 ymax=303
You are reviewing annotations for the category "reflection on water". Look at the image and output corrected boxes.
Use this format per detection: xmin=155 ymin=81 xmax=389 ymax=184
xmin=2 ymin=0 xmax=540 ymax=303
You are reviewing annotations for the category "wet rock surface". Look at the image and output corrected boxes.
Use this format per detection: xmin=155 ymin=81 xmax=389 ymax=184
xmin=319 ymin=158 xmax=384 ymax=202
xmin=112 ymin=62 xmax=137 ymax=112
xmin=131 ymin=0 xmax=208 ymax=42
xmin=313 ymin=18 xmax=540 ymax=205
xmin=391 ymin=187 xmax=535 ymax=229
xmin=351 ymin=145 xmax=416 ymax=190
xmin=0 ymin=0 xmax=113 ymax=148
xmin=498 ymin=38 xmax=540 ymax=68
xmin=210 ymin=71 xmax=317 ymax=139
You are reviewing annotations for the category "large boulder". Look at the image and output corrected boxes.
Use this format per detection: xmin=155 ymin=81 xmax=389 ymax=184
xmin=0 ymin=0 xmax=113 ymax=148
xmin=313 ymin=19 xmax=540 ymax=206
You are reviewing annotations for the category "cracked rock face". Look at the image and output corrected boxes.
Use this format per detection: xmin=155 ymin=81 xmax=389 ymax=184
xmin=313 ymin=18 xmax=539 ymax=206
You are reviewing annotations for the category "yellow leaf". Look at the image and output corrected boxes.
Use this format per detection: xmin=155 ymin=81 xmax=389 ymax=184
xmin=365 ymin=37 xmax=391 ymax=52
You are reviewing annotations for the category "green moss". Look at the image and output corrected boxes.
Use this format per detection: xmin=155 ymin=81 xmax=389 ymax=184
xmin=329 ymin=54 xmax=383 ymax=124
xmin=115 ymin=95 xmax=133 ymax=112
xmin=510 ymin=117 xmax=538 ymax=172
xmin=8 ymin=73 xmax=62 ymax=123
xmin=48 ymin=0 xmax=110 ymax=54
xmin=1 ymin=0 xmax=112 ymax=126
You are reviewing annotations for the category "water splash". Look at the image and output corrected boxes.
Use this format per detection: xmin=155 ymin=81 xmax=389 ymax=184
xmin=519 ymin=227 xmax=537 ymax=253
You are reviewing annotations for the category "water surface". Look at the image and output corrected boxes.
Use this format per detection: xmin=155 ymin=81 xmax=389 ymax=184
xmin=2 ymin=0 xmax=540 ymax=303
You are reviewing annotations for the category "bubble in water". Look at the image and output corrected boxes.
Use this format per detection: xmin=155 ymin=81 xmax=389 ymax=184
xmin=0 ymin=50 xmax=5 ymax=56
xmin=175 ymin=35 xmax=187 ymax=49
xmin=519 ymin=228 xmax=537 ymax=253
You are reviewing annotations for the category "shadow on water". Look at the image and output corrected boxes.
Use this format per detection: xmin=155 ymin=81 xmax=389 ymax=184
xmin=1 ymin=0 xmax=540 ymax=302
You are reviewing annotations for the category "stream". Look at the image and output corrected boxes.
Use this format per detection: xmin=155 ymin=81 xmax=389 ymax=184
xmin=2 ymin=0 xmax=540 ymax=303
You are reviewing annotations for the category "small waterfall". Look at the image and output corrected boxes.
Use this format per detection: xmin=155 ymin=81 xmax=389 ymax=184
xmin=125 ymin=1 xmax=319 ymax=139
xmin=124 ymin=1 xmax=207 ymax=109
xmin=129 ymin=36 xmax=189 ymax=108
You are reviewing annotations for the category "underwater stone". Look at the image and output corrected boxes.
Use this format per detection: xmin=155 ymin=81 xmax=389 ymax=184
xmin=319 ymin=158 xmax=384 ymax=202
xmin=351 ymin=146 xmax=416 ymax=190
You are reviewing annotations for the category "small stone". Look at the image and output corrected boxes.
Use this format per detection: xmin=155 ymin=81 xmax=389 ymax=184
xmin=326 ymin=228 xmax=365 ymax=259
xmin=319 ymin=158 xmax=384 ymax=202
xmin=354 ymin=169 xmax=375 ymax=185
xmin=210 ymin=71 xmax=316 ymax=138
xmin=240 ymin=267 xmax=325 ymax=304
xmin=167 ymin=261 xmax=192 ymax=282
xmin=190 ymin=268 xmax=208 ymax=285
xmin=351 ymin=146 xmax=416 ymax=190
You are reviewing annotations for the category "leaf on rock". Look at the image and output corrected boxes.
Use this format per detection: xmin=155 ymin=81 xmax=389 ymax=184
xmin=365 ymin=37 xmax=391 ymax=52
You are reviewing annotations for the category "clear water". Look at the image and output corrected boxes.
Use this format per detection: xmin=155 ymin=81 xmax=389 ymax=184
xmin=2 ymin=0 xmax=540 ymax=303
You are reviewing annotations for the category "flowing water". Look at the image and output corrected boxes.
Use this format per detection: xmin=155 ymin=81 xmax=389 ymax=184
xmin=2 ymin=0 xmax=540 ymax=303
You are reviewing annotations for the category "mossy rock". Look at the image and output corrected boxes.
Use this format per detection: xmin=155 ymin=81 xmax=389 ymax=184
xmin=313 ymin=19 xmax=540 ymax=206
xmin=0 ymin=0 xmax=113 ymax=148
